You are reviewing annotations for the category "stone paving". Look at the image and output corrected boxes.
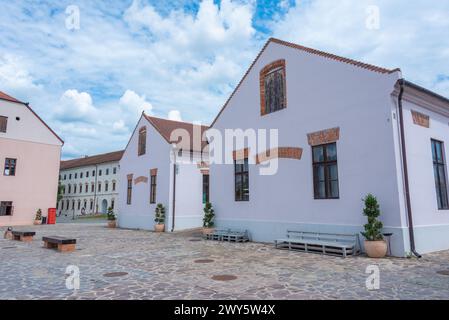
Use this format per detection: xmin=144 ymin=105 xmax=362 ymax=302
xmin=1 ymin=223 xmax=449 ymax=300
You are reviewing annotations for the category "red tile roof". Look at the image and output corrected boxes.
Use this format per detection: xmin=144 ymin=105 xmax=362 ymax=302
xmin=60 ymin=150 xmax=124 ymax=170
xmin=144 ymin=114 xmax=209 ymax=151
xmin=0 ymin=91 xmax=22 ymax=103
xmin=0 ymin=90 xmax=64 ymax=144
xmin=210 ymin=38 xmax=400 ymax=127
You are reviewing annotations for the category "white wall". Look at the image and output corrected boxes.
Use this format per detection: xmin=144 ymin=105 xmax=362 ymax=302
xmin=0 ymin=100 xmax=62 ymax=146
xmin=118 ymin=116 xmax=171 ymax=230
xmin=210 ymin=41 xmax=404 ymax=253
xmin=399 ymin=92 xmax=449 ymax=253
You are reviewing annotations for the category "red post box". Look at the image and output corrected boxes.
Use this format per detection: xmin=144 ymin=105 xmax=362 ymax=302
xmin=47 ymin=208 xmax=56 ymax=224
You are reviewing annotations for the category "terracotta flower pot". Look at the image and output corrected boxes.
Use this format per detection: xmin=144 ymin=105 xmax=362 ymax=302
xmin=154 ymin=224 xmax=165 ymax=232
xmin=364 ymin=240 xmax=388 ymax=258
xmin=33 ymin=220 xmax=42 ymax=225
xmin=4 ymin=230 xmax=13 ymax=240
xmin=202 ymin=227 xmax=215 ymax=235
xmin=108 ymin=220 xmax=116 ymax=228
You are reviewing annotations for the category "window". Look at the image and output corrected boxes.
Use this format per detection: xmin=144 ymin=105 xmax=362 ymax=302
xmin=64 ymin=174 xmax=67 ymax=180
xmin=77 ymin=201 xmax=81 ymax=210
xmin=92 ymin=170 xmax=95 ymax=177
xmin=59 ymin=175 xmax=61 ymax=181
xmin=72 ymin=200 xmax=75 ymax=210
xmin=80 ymin=172 xmax=83 ymax=179
xmin=79 ymin=184 xmax=83 ymax=194
xmin=0 ymin=116 xmax=7 ymax=133
xmin=63 ymin=186 xmax=66 ymax=194
xmin=86 ymin=171 xmax=89 ymax=178
xmin=312 ymin=143 xmax=339 ymax=199
xmin=138 ymin=127 xmax=147 ymax=156
xmin=98 ymin=182 xmax=102 ymax=192
xmin=91 ymin=183 xmax=94 ymax=192
xmin=69 ymin=174 xmax=72 ymax=179
xmin=83 ymin=200 xmax=87 ymax=210
xmin=106 ymin=169 xmax=109 ymax=175
xmin=432 ymin=139 xmax=449 ymax=210
xmin=0 ymin=201 xmax=13 ymax=216
xmin=113 ymin=167 xmax=117 ymax=174
xmin=68 ymin=184 xmax=72 ymax=194
xmin=234 ymin=158 xmax=249 ymax=201
xmin=202 ymin=174 xmax=210 ymax=204
xmin=66 ymin=200 xmax=69 ymax=210
xmin=112 ymin=181 xmax=116 ymax=191
xmin=85 ymin=184 xmax=88 ymax=193
xmin=99 ymin=169 xmax=102 ymax=176
xmin=260 ymin=60 xmax=286 ymax=115
xmin=73 ymin=184 xmax=77 ymax=194
xmin=150 ymin=174 xmax=157 ymax=204
xmin=90 ymin=200 xmax=93 ymax=210
xmin=127 ymin=178 xmax=132 ymax=205
xmin=4 ymin=158 xmax=17 ymax=176
xmin=111 ymin=199 xmax=115 ymax=209
xmin=75 ymin=173 xmax=77 ymax=179
xmin=105 ymin=182 xmax=109 ymax=192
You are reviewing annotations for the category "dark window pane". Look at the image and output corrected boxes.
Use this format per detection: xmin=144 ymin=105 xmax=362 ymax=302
xmin=313 ymin=146 xmax=324 ymax=162
xmin=326 ymin=144 xmax=337 ymax=161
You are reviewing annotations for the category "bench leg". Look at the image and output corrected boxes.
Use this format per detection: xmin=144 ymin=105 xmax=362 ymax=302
xmin=20 ymin=236 xmax=33 ymax=243
xmin=58 ymin=244 xmax=76 ymax=252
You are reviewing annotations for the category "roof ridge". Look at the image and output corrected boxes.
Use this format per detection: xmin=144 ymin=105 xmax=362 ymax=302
xmin=61 ymin=150 xmax=125 ymax=163
xmin=269 ymin=37 xmax=399 ymax=74
xmin=144 ymin=113 xmax=210 ymax=128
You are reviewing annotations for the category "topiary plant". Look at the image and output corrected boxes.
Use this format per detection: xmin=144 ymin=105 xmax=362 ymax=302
xmin=35 ymin=209 xmax=42 ymax=221
xmin=203 ymin=202 xmax=215 ymax=228
xmin=154 ymin=203 xmax=166 ymax=225
xmin=107 ymin=207 xmax=116 ymax=221
xmin=361 ymin=194 xmax=384 ymax=241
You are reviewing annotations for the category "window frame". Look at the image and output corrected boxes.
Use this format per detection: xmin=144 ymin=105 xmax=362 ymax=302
xmin=234 ymin=158 xmax=249 ymax=202
xmin=260 ymin=59 xmax=287 ymax=116
xmin=312 ymin=142 xmax=339 ymax=200
xmin=0 ymin=201 xmax=13 ymax=216
xmin=150 ymin=174 xmax=157 ymax=204
xmin=127 ymin=178 xmax=132 ymax=205
xmin=0 ymin=116 xmax=8 ymax=133
xmin=431 ymin=139 xmax=449 ymax=210
xmin=3 ymin=158 xmax=17 ymax=176
xmin=138 ymin=127 xmax=147 ymax=156
xmin=202 ymin=174 xmax=210 ymax=204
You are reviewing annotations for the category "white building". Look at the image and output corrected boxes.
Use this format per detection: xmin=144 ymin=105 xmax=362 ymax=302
xmin=0 ymin=91 xmax=63 ymax=226
xmin=118 ymin=113 xmax=209 ymax=232
xmin=59 ymin=150 xmax=124 ymax=217
xmin=208 ymin=38 xmax=449 ymax=257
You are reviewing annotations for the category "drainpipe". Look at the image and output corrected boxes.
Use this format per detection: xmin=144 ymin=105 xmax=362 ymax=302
xmin=397 ymin=79 xmax=422 ymax=258
xmin=93 ymin=164 xmax=98 ymax=214
xmin=171 ymin=148 xmax=177 ymax=232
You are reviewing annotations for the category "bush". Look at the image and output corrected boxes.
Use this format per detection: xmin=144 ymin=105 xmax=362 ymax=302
xmin=361 ymin=194 xmax=384 ymax=241
xmin=35 ymin=209 xmax=42 ymax=221
xmin=107 ymin=207 xmax=116 ymax=221
xmin=203 ymin=202 xmax=215 ymax=228
xmin=154 ymin=204 xmax=166 ymax=225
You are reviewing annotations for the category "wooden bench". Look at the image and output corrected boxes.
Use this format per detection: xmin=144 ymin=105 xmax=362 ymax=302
xmin=275 ymin=231 xmax=360 ymax=258
xmin=12 ymin=231 xmax=36 ymax=242
xmin=42 ymin=236 xmax=77 ymax=252
xmin=205 ymin=229 xmax=250 ymax=243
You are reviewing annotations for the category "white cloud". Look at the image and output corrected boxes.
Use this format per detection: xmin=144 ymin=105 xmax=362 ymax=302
xmin=168 ymin=110 xmax=182 ymax=121
xmin=56 ymin=89 xmax=97 ymax=121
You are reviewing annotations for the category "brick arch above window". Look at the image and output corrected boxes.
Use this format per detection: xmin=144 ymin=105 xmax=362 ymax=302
xmin=260 ymin=59 xmax=287 ymax=116
xmin=255 ymin=147 xmax=303 ymax=164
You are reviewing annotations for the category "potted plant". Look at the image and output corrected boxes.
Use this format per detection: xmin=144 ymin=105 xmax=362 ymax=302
xmin=361 ymin=194 xmax=387 ymax=258
xmin=202 ymin=202 xmax=215 ymax=235
xmin=154 ymin=203 xmax=166 ymax=232
xmin=34 ymin=209 xmax=42 ymax=225
xmin=107 ymin=207 xmax=116 ymax=228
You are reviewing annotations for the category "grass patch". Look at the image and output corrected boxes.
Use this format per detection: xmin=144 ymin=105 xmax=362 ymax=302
xmin=77 ymin=214 xmax=107 ymax=220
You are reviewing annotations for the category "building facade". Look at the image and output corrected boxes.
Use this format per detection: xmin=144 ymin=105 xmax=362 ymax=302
xmin=59 ymin=151 xmax=123 ymax=217
xmin=208 ymin=38 xmax=449 ymax=257
xmin=118 ymin=113 xmax=209 ymax=232
xmin=0 ymin=91 xmax=63 ymax=226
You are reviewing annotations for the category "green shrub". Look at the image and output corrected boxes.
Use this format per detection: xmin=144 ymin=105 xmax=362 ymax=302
xmin=203 ymin=202 xmax=215 ymax=228
xmin=154 ymin=204 xmax=166 ymax=225
xmin=361 ymin=194 xmax=384 ymax=241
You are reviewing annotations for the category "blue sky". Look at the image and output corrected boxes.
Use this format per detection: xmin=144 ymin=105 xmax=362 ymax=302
xmin=1 ymin=0 xmax=448 ymax=159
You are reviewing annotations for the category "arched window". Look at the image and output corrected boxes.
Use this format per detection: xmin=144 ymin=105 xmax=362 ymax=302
xmin=260 ymin=59 xmax=287 ymax=115
xmin=105 ymin=181 xmax=109 ymax=192
xmin=66 ymin=200 xmax=69 ymax=210
xmin=68 ymin=184 xmax=72 ymax=194
xmin=91 ymin=183 xmax=95 ymax=193
xmin=98 ymin=182 xmax=102 ymax=192
xmin=112 ymin=180 xmax=116 ymax=192
xmin=72 ymin=200 xmax=75 ymax=210
xmin=85 ymin=183 xmax=88 ymax=193
xmin=79 ymin=183 xmax=83 ymax=194
xmin=77 ymin=200 xmax=81 ymax=210
xmin=138 ymin=127 xmax=147 ymax=156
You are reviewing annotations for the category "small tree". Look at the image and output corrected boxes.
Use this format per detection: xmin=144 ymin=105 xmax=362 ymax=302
xmin=35 ymin=209 xmax=42 ymax=221
xmin=57 ymin=182 xmax=64 ymax=204
xmin=154 ymin=204 xmax=166 ymax=225
xmin=107 ymin=207 xmax=116 ymax=221
xmin=203 ymin=202 xmax=215 ymax=228
xmin=361 ymin=194 xmax=384 ymax=241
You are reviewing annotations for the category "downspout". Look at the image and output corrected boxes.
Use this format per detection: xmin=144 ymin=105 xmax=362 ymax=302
xmin=397 ymin=79 xmax=422 ymax=258
xmin=171 ymin=148 xmax=177 ymax=232
xmin=93 ymin=164 xmax=98 ymax=214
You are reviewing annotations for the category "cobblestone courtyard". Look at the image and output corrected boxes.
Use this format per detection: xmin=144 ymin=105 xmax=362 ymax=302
xmin=1 ymin=223 xmax=449 ymax=300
